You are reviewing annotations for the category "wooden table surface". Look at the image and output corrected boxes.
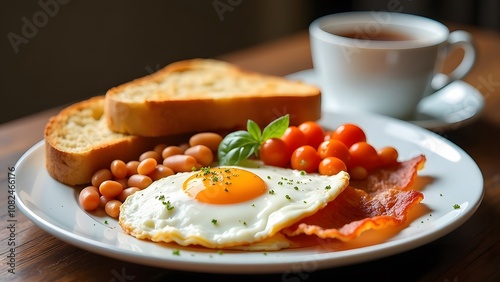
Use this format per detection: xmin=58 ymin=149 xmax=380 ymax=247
xmin=1 ymin=22 xmax=499 ymax=281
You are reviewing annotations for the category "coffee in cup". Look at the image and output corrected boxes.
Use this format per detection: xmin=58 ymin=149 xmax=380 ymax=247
xmin=309 ymin=11 xmax=476 ymax=119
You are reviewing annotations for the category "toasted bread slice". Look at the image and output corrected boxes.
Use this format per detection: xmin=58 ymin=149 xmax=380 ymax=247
xmin=105 ymin=59 xmax=321 ymax=137
xmin=44 ymin=96 xmax=187 ymax=186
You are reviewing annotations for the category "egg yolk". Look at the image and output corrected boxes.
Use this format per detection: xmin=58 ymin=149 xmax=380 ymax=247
xmin=183 ymin=167 xmax=267 ymax=204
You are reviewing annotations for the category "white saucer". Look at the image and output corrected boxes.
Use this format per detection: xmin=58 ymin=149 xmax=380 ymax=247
xmin=285 ymin=69 xmax=484 ymax=131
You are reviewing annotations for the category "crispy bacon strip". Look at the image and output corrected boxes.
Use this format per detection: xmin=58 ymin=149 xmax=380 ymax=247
xmin=282 ymin=186 xmax=423 ymax=241
xmin=349 ymin=154 xmax=426 ymax=195
xmin=282 ymin=155 xmax=426 ymax=242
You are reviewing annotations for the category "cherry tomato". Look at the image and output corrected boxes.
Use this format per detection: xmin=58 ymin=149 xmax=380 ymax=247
xmin=329 ymin=123 xmax=367 ymax=148
xmin=317 ymin=140 xmax=350 ymax=164
xmin=348 ymin=141 xmax=379 ymax=170
xmin=280 ymin=126 xmax=307 ymax=157
xmin=378 ymin=146 xmax=399 ymax=167
xmin=323 ymin=130 xmax=334 ymax=141
xmin=298 ymin=121 xmax=325 ymax=149
xmin=290 ymin=145 xmax=321 ymax=173
xmin=318 ymin=157 xmax=347 ymax=176
xmin=349 ymin=166 xmax=368 ymax=180
xmin=259 ymin=138 xmax=290 ymax=167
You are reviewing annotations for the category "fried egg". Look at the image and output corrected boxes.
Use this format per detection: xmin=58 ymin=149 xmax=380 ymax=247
xmin=119 ymin=165 xmax=349 ymax=250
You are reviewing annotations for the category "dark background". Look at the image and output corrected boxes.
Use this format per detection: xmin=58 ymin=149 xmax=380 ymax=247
xmin=1 ymin=0 xmax=498 ymax=124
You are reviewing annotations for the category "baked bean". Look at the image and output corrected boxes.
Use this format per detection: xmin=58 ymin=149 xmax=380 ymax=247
xmin=184 ymin=145 xmax=214 ymax=166
xmin=110 ymin=160 xmax=127 ymax=179
xmin=163 ymin=154 xmax=198 ymax=173
xmin=99 ymin=195 xmax=115 ymax=209
xmin=161 ymin=146 xmax=184 ymax=159
xmin=149 ymin=165 xmax=174 ymax=181
xmin=189 ymin=132 xmax=223 ymax=151
xmin=128 ymin=174 xmax=153 ymax=189
xmin=91 ymin=169 xmax=113 ymax=188
xmin=79 ymin=186 xmax=100 ymax=211
xmin=105 ymin=199 xmax=122 ymax=218
xmin=99 ymin=180 xmax=124 ymax=198
xmin=178 ymin=143 xmax=190 ymax=152
xmin=126 ymin=160 xmax=140 ymax=176
xmin=137 ymin=158 xmax=157 ymax=175
xmin=117 ymin=187 xmax=140 ymax=202
xmin=154 ymin=143 xmax=168 ymax=157
xmin=140 ymin=150 xmax=162 ymax=163
xmin=115 ymin=178 xmax=129 ymax=189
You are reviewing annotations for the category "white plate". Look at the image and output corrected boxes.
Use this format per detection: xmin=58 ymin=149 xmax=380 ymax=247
xmin=286 ymin=69 xmax=484 ymax=131
xmin=15 ymin=111 xmax=483 ymax=274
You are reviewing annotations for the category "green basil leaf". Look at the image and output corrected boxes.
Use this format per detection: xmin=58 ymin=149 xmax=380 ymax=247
xmin=261 ymin=114 xmax=289 ymax=142
xmin=217 ymin=131 xmax=260 ymax=165
xmin=220 ymin=145 xmax=259 ymax=166
xmin=216 ymin=114 xmax=291 ymax=165
xmin=247 ymin=119 xmax=261 ymax=141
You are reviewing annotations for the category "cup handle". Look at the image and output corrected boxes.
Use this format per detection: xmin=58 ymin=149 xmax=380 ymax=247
xmin=431 ymin=30 xmax=476 ymax=90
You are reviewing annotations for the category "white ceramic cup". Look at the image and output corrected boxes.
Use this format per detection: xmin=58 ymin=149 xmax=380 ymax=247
xmin=309 ymin=11 xmax=476 ymax=119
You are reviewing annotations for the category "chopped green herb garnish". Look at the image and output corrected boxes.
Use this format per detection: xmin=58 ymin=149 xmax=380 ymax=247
xmin=453 ymin=204 xmax=461 ymax=209
xmin=172 ymin=249 xmax=180 ymax=256
xmin=163 ymin=200 xmax=174 ymax=210
xmin=212 ymin=219 xmax=218 ymax=225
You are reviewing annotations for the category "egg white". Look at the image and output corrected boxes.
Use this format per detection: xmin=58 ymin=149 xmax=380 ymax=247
xmin=119 ymin=165 xmax=349 ymax=250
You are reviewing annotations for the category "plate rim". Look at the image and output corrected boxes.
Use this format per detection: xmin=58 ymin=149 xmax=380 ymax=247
xmin=15 ymin=111 xmax=484 ymax=274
